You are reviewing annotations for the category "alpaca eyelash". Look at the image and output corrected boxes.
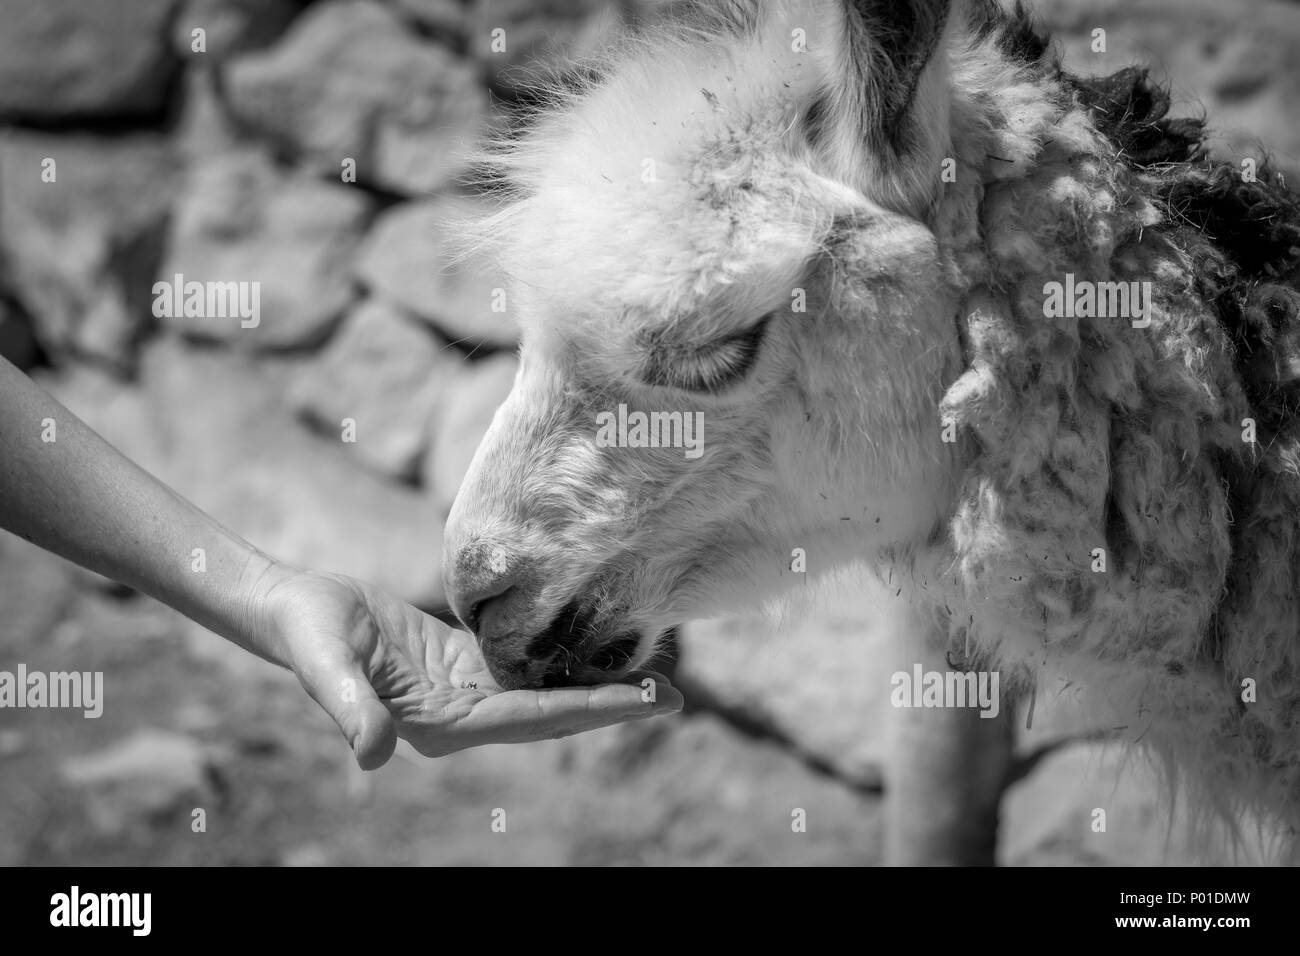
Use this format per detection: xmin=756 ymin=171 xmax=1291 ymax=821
xmin=640 ymin=314 xmax=771 ymax=393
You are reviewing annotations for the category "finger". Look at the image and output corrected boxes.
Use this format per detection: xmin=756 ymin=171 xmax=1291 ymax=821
xmin=293 ymin=649 xmax=398 ymax=770
xmin=454 ymin=679 xmax=684 ymax=748
xmin=624 ymin=670 xmax=677 ymax=694
xmin=621 ymin=672 xmax=684 ymax=711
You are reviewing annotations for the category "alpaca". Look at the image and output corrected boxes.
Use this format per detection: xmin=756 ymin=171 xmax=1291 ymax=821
xmin=442 ymin=0 xmax=1300 ymax=861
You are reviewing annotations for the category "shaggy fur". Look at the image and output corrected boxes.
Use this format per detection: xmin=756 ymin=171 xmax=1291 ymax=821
xmin=443 ymin=0 xmax=1300 ymax=846
xmin=933 ymin=1 xmax=1300 ymax=833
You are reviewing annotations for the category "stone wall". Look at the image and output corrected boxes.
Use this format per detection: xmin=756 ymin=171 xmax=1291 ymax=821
xmin=0 ymin=0 xmax=633 ymax=605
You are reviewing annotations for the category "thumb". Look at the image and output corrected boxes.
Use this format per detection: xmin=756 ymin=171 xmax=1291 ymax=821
xmin=293 ymin=649 xmax=397 ymax=771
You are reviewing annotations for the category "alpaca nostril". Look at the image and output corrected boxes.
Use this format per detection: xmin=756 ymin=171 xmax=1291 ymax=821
xmin=445 ymin=539 xmax=525 ymax=634
xmin=464 ymin=591 xmax=511 ymax=634
xmin=456 ymin=585 xmax=513 ymax=636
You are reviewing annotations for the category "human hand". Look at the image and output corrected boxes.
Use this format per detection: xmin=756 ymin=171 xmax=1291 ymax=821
xmin=0 ymin=358 xmax=684 ymax=766
xmin=252 ymin=566 xmax=684 ymax=769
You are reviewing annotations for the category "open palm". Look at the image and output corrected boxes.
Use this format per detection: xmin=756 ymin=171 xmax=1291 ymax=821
xmin=260 ymin=568 xmax=682 ymax=768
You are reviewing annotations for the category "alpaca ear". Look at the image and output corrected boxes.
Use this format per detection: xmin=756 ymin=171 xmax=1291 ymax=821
xmin=806 ymin=0 xmax=954 ymax=212
xmin=838 ymin=0 xmax=952 ymax=150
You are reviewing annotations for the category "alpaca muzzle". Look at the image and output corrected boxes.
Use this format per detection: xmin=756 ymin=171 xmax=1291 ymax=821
xmin=442 ymin=536 xmax=644 ymax=689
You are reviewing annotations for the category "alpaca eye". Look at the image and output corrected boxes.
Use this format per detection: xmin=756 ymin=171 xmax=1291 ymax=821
xmin=641 ymin=315 xmax=771 ymax=394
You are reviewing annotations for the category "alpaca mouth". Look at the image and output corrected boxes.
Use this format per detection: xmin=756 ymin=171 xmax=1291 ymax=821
xmin=529 ymin=601 xmax=644 ymax=687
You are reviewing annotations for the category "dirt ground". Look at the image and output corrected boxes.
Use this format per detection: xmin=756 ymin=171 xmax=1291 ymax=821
xmin=3 ymin=528 xmax=1287 ymax=866
xmin=0 ymin=534 xmax=886 ymax=866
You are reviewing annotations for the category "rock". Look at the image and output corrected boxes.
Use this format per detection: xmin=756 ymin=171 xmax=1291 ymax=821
xmin=0 ymin=295 xmax=40 ymax=370
xmin=0 ymin=534 xmax=81 ymax=658
xmin=183 ymin=620 xmax=303 ymax=681
xmin=1036 ymin=0 xmax=1300 ymax=172
xmin=426 ymin=354 xmax=519 ymax=514
xmin=39 ymin=337 xmax=447 ymax=607
xmin=0 ymin=0 xmax=180 ymax=122
xmin=996 ymin=655 xmax=1287 ymax=863
xmin=289 ymin=297 xmax=461 ymax=482
xmin=0 ymin=131 xmax=177 ymax=373
xmin=354 ymin=195 xmax=519 ymax=349
xmin=393 ymin=0 xmax=468 ymax=35
xmin=160 ymin=150 xmax=371 ymax=350
xmin=224 ymin=1 xmax=487 ymax=195
xmin=173 ymin=701 xmax=223 ymax=734
xmin=1000 ymin=742 xmax=1279 ymax=864
xmin=676 ymin=584 xmax=895 ymax=791
xmin=280 ymin=842 xmax=333 ymax=866
xmin=50 ymin=619 xmax=86 ymax=650
xmin=176 ymin=67 xmax=244 ymax=162
xmin=0 ymin=730 xmax=25 ymax=759
xmin=467 ymin=0 xmax=622 ymax=91
xmin=60 ymin=729 xmax=212 ymax=829
xmin=171 ymin=0 xmax=305 ymax=60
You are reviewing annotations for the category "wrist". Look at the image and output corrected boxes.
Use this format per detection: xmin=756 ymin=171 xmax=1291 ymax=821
xmin=230 ymin=550 xmax=301 ymax=669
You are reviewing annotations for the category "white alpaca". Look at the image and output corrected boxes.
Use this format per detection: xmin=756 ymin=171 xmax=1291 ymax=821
xmin=443 ymin=0 xmax=1300 ymax=862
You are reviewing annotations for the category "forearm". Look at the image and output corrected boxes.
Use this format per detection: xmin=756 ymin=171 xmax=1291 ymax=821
xmin=0 ymin=356 xmax=289 ymax=666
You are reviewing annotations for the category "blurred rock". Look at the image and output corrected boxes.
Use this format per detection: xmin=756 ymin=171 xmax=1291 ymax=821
xmin=280 ymin=842 xmax=333 ymax=866
xmin=40 ymin=337 xmax=446 ymax=607
xmin=172 ymin=0 xmax=305 ymax=60
xmin=0 ymin=730 xmax=25 ymax=759
xmin=225 ymin=0 xmax=487 ymax=195
xmin=378 ymin=711 xmax=881 ymax=865
xmin=0 ymin=295 xmax=40 ymax=370
xmin=677 ymin=583 xmax=895 ymax=791
xmin=355 ymin=195 xmax=519 ymax=349
xmin=60 ymin=728 xmax=212 ymax=831
xmin=175 ymin=67 xmax=243 ymax=161
xmin=173 ymin=700 xmax=223 ymax=734
xmin=468 ymin=0 xmax=623 ymax=91
xmin=161 ymin=150 xmax=370 ymax=350
xmin=1000 ymin=742 xmax=1275 ymax=864
xmin=0 ymin=0 xmax=180 ymax=122
xmin=0 ymin=131 xmax=177 ymax=374
xmin=289 ymin=297 xmax=461 ymax=482
xmin=426 ymin=353 xmax=518 ymax=514
xmin=0 ymin=534 xmax=80 ymax=657
xmin=394 ymin=0 xmax=468 ymax=35
xmin=1037 ymin=0 xmax=1300 ymax=172
xmin=49 ymin=619 xmax=86 ymax=650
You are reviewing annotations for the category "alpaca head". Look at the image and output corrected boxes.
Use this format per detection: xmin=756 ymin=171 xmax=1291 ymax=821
xmin=443 ymin=0 xmax=968 ymax=689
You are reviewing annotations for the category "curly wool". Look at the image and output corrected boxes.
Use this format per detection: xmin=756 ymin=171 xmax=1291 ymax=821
xmin=934 ymin=3 xmax=1300 ymax=829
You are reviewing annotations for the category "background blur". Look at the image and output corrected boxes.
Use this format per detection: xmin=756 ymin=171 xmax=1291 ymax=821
xmin=1 ymin=0 xmax=1298 ymax=866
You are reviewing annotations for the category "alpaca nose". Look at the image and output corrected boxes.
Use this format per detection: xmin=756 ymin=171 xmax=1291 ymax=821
xmin=444 ymin=540 xmax=523 ymax=634
xmin=443 ymin=540 xmax=564 ymax=689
